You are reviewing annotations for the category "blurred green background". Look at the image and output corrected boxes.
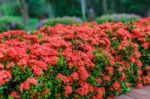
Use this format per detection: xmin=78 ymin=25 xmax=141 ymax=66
xmin=0 ymin=0 xmax=150 ymax=32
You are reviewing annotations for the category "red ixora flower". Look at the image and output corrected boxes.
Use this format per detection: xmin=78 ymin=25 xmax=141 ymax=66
xmin=103 ymin=75 xmax=111 ymax=81
xmin=92 ymin=87 xmax=105 ymax=99
xmin=9 ymin=91 xmax=20 ymax=99
xmin=64 ymin=85 xmax=72 ymax=97
xmin=70 ymin=72 xmax=79 ymax=81
xmin=142 ymin=42 xmax=149 ymax=49
xmin=0 ymin=70 xmax=11 ymax=86
xmin=136 ymin=83 xmax=143 ymax=88
xmin=0 ymin=64 xmax=4 ymax=70
xmin=19 ymin=78 xmax=38 ymax=91
xmin=120 ymin=73 xmax=126 ymax=81
xmin=109 ymin=60 xmax=115 ymax=66
xmin=32 ymin=65 xmax=43 ymax=76
xmin=76 ymin=82 xmax=90 ymax=96
xmin=56 ymin=73 xmax=69 ymax=85
xmin=112 ymin=82 xmax=120 ymax=91
xmin=105 ymin=66 xmax=114 ymax=75
xmin=78 ymin=66 xmax=89 ymax=81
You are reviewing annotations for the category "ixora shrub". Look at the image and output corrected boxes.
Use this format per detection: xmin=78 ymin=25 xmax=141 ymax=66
xmin=96 ymin=13 xmax=141 ymax=24
xmin=0 ymin=18 xmax=149 ymax=99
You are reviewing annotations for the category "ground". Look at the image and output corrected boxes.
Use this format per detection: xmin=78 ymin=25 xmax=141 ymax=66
xmin=116 ymin=85 xmax=150 ymax=99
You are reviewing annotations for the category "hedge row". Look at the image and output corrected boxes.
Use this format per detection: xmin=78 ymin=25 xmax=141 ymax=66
xmin=0 ymin=16 xmax=38 ymax=33
xmin=0 ymin=18 xmax=149 ymax=99
xmin=42 ymin=14 xmax=141 ymax=27
xmin=96 ymin=14 xmax=141 ymax=24
xmin=0 ymin=16 xmax=24 ymax=32
xmin=42 ymin=17 xmax=82 ymax=26
xmin=0 ymin=14 xmax=141 ymax=33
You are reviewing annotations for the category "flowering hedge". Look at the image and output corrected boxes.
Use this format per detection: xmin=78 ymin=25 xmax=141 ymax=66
xmin=0 ymin=18 xmax=149 ymax=99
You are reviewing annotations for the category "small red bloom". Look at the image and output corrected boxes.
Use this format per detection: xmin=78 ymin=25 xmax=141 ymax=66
xmin=142 ymin=42 xmax=149 ymax=49
xmin=6 ymin=62 xmax=15 ymax=69
xmin=19 ymin=83 xmax=30 ymax=91
xmin=112 ymin=82 xmax=120 ymax=91
xmin=76 ymin=83 xmax=90 ymax=96
xmin=120 ymin=73 xmax=126 ymax=81
xmin=137 ymin=70 xmax=142 ymax=76
xmin=135 ymin=60 xmax=142 ymax=67
xmin=129 ymin=56 xmax=136 ymax=63
xmin=56 ymin=74 xmax=69 ymax=85
xmin=105 ymin=66 xmax=114 ymax=75
xmin=64 ymin=85 xmax=72 ymax=97
xmin=134 ymin=52 xmax=141 ymax=58
xmin=26 ymin=78 xmax=38 ymax=85
xmin=19 ymin=78 xmax=38 ymax=91
xmin=103 ymin=75 xmax=111 ymax=81
xmin=95 ymin=78 xmax=101 ymax=84
xmin=32 ymin=65 xmax=43 ymax=76
xmin=70 ymin=72 xmax=79 ymax=81
xmin=109 ymin=60 xmax=115 ymax=66
xmin=0 ymin=64 xmax=4 ymax=70
xmin=0 ymin=70 xmax=11 ymax=86
xmin=78 ymin=66 xmax=89 ymax=81
xmin=136 ymin=83 xmax=143 ymax=88
xmin=9 ymin=91 xmax=20 ymax=99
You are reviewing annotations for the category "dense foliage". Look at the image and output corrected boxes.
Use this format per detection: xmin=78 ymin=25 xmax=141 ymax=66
xmin=0 ymin=16 xmax=39 ymax=32
xmin=0 ymin=0 xmax=150 ymax=18
xmin=0 ymin=16 xmax=24 ymax=32
xmin=96 ymin=14 xmax=141 ymax=24
xmin=0 ymin=18 xmax=149 ymax=99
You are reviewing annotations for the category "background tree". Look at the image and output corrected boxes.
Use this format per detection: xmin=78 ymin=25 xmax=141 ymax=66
xmin=45 ymin=0 xmax=81 ymax=17
xmin=102 ymin=0 xmax=108 ymax=14
xmin=80 ymin=0 xmax=86 ymax=20
xmin=0 ymin=0 xmax=150 ymax=20
xmin=19 ymin=0 xmax=29 ymax=24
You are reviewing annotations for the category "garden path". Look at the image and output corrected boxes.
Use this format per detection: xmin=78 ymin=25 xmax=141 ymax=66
xmin=116 ymin=85 xmax=150 ymax=99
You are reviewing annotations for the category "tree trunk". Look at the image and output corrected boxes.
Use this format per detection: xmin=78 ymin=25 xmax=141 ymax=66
xmin=110 ymin=0 xmax=115 ymax=13
xmin=19 ymin=0 xmax=29 ymax=24
xmin=48 ymin=3 xmax=55 ymax=18
xmin=102 ymin=0 xmax=108 ymax=14
xmin=147 ymin=8 xmax=150 ymax=16
xmin=115 ymin=0 xmax=121 ymax=13
xmin=80 ymin=0 xmax=86 ymax=21
xmin=0 ymin=0 xmax=4 ymax=4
